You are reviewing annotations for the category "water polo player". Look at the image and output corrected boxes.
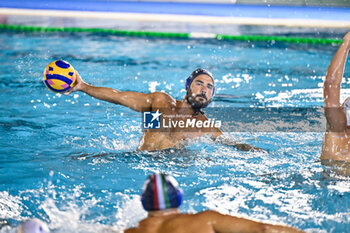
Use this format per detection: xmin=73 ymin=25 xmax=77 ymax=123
xmin=66 ymin=68 xmax=260 ymax=151
xmin=322 ymin=31 xmax=350 ymax=162
xmin=124 ymin=173 xmax=304 ymax=233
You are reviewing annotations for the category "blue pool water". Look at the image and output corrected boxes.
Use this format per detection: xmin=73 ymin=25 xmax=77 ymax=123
xmin=1 ymin=31 xmax=350 ymax=233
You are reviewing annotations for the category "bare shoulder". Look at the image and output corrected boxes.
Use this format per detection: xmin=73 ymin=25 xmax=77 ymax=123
xmin=195 ymin=210 xmax=240 ymax=222
xmin=197 ymin=211 xmax=303 ymax=233
xmin=124 ymin=227 xmax=137 ymax=233
xmin=149 ymin=92 xmax=177 ymax=108
xmin=124 ymin=217 xmax=163 ymax=233
xmin=150 ymin=92 xmax=175 ymax=102
xmin=159 ymin=213 xmax=215 ymax=233
xmin=196 ymin=210 xmax=223 ymax=218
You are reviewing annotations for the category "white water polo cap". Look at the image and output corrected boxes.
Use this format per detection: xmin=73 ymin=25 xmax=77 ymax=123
xmin=343 ymin=98 xmax=350 ymax=127
xmin=17 ymin=219 xmax=49 ymax=233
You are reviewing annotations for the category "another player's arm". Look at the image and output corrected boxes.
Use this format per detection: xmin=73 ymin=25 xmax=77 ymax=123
xmin=324 ymin=32 xmax=350 ymax=131
xmin=67 ymin=72 xmax=156 ymax=112
xmin=214 ymin=134 xmax=264 ymax=152
xmin=200 ymin=211 xmax=304 ymax=233
xmin=207 ymin=118 xmax=262 ymax=152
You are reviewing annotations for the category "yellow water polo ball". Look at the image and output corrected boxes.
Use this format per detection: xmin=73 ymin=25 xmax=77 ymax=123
xmin=43 ymin=60 xmax=77 ymax=93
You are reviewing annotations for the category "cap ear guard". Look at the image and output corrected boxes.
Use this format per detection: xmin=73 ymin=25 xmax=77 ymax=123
xmin=141 ymin=178 xmax=154 ymax=211
xmin=168 ymin=187 xmax=183 ymax=208
xmin=141 ymin=195 xmax=151 ymax=211
xmin=185 ymin=76 xmax=191 ymax=90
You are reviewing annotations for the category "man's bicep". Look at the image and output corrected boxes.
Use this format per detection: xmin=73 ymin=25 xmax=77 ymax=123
xmin=114 ymin=91 xmax=153 ymax=112
xmin=323 ymin=82 xmax=346 ymax=131
xmin=115 ymin=92 xmax=174 ymax=112
xmin=324 ymin=107 xmax=346 ymax=131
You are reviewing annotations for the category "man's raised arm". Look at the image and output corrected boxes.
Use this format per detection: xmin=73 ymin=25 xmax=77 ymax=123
xmin=66 ymin=72 xmax=154 ymax=112
xmin=324 ymin=32 xmax=350 ymax=131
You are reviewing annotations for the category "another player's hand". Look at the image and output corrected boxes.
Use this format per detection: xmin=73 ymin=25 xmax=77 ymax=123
xmin=64 ymin=71 xmax=85 ymax=95
xmin=234 ymin=143 xmax=266 ymax=152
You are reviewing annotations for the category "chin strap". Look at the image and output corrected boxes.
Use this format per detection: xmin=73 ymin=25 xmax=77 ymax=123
xmin=192 ymin=109 xmax=205 ymax=116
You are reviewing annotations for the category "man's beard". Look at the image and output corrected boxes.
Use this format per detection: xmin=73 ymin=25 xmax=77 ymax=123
xmin=186 ymin=89 xmax=211 ymax=116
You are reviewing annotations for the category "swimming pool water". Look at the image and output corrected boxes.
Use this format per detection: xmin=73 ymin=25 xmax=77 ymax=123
xmin=0 ymin=31 xmax=350 ymax=233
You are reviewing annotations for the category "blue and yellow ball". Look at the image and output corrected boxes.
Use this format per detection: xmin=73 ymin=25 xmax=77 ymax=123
xmin=43 ymin=60 xmax=77 ymax=93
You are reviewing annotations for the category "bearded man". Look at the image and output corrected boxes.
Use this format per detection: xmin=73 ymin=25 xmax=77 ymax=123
xmin=67 ymin=68 xmax=259 ymax=151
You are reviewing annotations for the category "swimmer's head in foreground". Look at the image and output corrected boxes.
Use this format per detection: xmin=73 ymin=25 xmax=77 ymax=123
xmin=17 ymin=218 xmax=49 ymax=233
xmin=125 ymin=174 xmax=304 ymax=233
xmin=141 ymin=173 xmax=183 ymax=213
xmin=185 ymin=68 xmax=215 ymax=115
